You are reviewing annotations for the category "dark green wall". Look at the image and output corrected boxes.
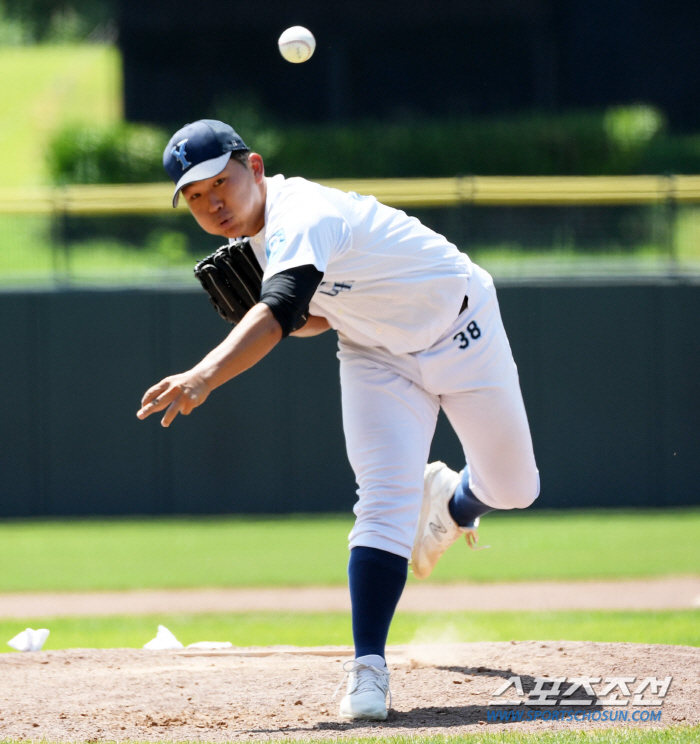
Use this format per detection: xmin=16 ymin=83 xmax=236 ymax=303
xmin=1 ymin=282 xmax=698 ymax=517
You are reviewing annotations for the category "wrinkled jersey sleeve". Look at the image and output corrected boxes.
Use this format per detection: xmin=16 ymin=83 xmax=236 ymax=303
xmin=262 ymin=197 xmax=351 ymax=280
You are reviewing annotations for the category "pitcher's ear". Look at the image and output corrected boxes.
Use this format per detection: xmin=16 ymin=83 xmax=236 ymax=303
xmin=248 ymin=152 xmax=265 ymax=179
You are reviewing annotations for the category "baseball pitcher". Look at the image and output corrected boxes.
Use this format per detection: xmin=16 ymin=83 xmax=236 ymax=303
xmin=137 ymin=119 xmax=539 ymax=720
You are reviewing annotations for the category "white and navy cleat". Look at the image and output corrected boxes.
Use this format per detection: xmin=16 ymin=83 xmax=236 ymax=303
xmin=411 ymin=461 xmax=485 ymax=580
xmin=335 ymin=655 xmax=391 ymax=720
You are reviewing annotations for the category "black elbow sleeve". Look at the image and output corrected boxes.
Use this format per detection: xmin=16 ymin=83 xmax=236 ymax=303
xmin=260 ymin=264 xmax=324 ymax=338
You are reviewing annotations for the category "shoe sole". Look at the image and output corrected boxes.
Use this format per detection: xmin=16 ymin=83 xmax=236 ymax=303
xmin=339 ymin=710 xmax=388 ymax=721
xmin=411 ymin=461 xmax=446 ymax=580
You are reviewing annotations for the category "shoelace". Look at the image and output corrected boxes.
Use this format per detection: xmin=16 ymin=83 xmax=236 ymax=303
xmin=460 ymin=519 xmax=490 ymax=550
xmin=332 ymin=659 xmax=392 ymax=708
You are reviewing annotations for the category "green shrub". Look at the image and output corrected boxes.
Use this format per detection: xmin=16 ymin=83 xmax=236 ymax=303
xmin=0 ymin=3 xmax=31 ymax=45
xmin=47 ymin=122 xmax=169 ymax=184
xmin=47 ymin=106 xmax=700 ymax=184
xmin=1 ymin=0 xmax=114 ymax=44
xmin=638 ymin=134 xmax=700 ymax=174
xmin=267 ymin=112 xmax=615 ymax=178
xmin=265 ymin=106 xmax=672 ymax=178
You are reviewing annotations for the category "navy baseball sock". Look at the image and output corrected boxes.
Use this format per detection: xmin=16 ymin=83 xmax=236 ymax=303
xmin=448 ymin=472 xmax=494 ymax=526
xmin=348 ymin=546 xmax=408 ymax=661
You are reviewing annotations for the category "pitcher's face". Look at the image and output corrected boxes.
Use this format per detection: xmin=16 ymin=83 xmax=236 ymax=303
xmin=181 ymin=154 xmax=266 ymax=238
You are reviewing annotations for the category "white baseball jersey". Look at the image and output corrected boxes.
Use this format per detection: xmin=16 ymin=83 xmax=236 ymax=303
xmin=241 ymin=174 xmax=473 ymax=355
xmin=233 ymin=173 xmax=538 ymax=559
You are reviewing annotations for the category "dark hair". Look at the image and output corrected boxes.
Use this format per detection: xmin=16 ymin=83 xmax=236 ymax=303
xmin=231 ymin=149 xmax=251 ymax=167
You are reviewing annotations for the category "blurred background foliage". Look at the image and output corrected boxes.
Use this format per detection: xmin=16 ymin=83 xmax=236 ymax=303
xmin=1 ymin=1 xmax=700 ymax=284
xmin=0 ymin=0 xmax=115 ymax=44
xmin=47 ymin=103 xmax=700 ymax=184
xmin=48 ymin=122 xmax=167 ymax=184
xmin=1 ymin=1 xmax=698 ymax=184
xmin=0 ymin=44 xmax=120 ymax=187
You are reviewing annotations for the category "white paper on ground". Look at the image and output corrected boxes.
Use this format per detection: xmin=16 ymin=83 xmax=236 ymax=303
xmin=143 ymin=625 xmax=184 ymax=650
xmin=7 ymin=628 xmax=50 ymax=652
xmin=186 ymin=641 xmax=234 ymax=650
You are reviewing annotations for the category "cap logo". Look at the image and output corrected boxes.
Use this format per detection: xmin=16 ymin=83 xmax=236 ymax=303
xmin=171 ymin=139 xmax=191 ymax=170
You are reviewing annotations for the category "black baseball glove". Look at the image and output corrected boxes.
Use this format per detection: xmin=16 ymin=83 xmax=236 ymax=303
xmin=194 ymin=238 xmax=264 ymax=325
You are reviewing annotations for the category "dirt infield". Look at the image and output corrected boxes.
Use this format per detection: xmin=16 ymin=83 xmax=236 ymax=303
xmin=0 ymin=642 xmax=696 ymax=741
xmin=2 ymin=577 xmax=699 ymax=618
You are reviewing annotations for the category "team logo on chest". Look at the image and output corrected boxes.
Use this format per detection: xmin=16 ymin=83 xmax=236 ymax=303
xmin=266 ymin=228 xmax=287 ymax=264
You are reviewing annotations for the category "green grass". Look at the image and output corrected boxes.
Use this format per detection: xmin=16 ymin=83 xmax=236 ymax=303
xmin=0 ymin=214 xmax=198 ymax=287
xmin=3 ymin=733 xmax=700 ymax=744
xmin=276 ymin=732 xmax=699 ymax=744
xmin=1 ymin=609 xmax=698 ymax=653
xmin=0 ymin=214 xmax=53 ymax=282
xmin=471 ymin=247 xmax=700 ymax=280
xmin=416 ymin=734 xmax=700 ymax=744
xmin=244 ymin=731 xmax=700 ymax=744
xmin=2 ymin=218 xmax=696 ymax=287
xmin=0 ymin=44 xmax=121 ymax=187
xmin=0 ymin=510 xmax=698 ymax=593
xmin=0 ymin=214 xmax=696 ymax=287
xmin=3 ymin=243 xmax=693 ymax=287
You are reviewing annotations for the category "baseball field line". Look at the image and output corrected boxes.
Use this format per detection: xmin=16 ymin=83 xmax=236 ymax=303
xmin=1 ymin=576 xmax=698 ymax=619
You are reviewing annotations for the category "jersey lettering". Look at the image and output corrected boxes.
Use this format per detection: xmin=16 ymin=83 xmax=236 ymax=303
xmin=453 ymin=321 xmax=482 ymax=349
xmin=467 ymin=321 xmax=481 ymax=339
xmin=318 ymin=280 xmax=354 ymax=297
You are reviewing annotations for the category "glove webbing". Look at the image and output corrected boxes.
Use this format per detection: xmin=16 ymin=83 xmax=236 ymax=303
xmin=194 ymin=239 xmax=264 ymax=325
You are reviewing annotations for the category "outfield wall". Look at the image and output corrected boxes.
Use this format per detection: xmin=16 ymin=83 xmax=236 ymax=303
xmin=1 ymin=282 xmax=698 ymax=517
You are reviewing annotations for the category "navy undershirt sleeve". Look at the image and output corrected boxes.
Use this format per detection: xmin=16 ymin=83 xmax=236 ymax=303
xmin=259 ymin=264 xmax=324 ymax=338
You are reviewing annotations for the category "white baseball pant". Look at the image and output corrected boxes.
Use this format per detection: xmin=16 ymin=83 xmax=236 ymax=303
xmin=338 ymin=265 xmax=540 ymax=560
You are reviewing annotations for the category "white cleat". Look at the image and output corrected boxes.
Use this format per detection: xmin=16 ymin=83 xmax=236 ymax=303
xmin=336 ymin=655 xmax=391 ymax=721
xmin=411 ymin=461 xmax=483 ymax=580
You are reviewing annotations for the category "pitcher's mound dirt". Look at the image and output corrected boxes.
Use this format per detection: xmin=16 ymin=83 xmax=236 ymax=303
xmin=0 ymin=642 xmax=697 ymax=741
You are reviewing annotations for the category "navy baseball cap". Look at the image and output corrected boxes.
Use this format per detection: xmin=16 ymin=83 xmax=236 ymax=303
xmin=163 ymin=119 xmax=249 ymax=207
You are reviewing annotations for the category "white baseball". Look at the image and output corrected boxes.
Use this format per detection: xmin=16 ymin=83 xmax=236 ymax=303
xmin=278 ymin=26 xmax=316 ymax=63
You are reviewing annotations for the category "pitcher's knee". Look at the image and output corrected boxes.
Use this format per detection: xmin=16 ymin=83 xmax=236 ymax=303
xmin=513 ymin=472 xmax=540 ymax=508
xmin=507 ymin=470 xmax=540 ymax=509
xmin=481 ymin=470 xmax=540 ymax=510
